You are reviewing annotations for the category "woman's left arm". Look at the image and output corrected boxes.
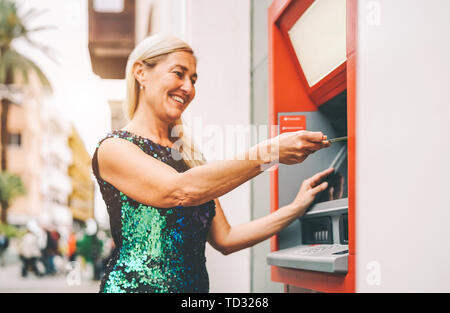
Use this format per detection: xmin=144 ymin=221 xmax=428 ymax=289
xmin=208 ymin=168 xmax=333 ymax=255
xmin=207 ymin=199 xmax=299 ymax=255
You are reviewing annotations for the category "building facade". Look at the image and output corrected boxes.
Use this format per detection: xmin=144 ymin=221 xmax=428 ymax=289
xmin=4 ymin=100 xmax=43 ymax=225
xmin=68 ymin=125 xmax=95 ymax=225
xmin=3 ymin=71 xmax=75 ymax=240
xmin=4 ymin=74 xmax=46 ymax=226
xmin=40 ymin=99 xmax=73 ymax=238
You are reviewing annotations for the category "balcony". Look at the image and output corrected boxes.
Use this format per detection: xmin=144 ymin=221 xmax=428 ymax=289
xmin=88 ymin=0 xmax=136 ymax=79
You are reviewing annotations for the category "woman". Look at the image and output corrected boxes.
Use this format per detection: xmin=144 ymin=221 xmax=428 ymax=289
xmin=92 ymin=34 xmax=332 ymax=293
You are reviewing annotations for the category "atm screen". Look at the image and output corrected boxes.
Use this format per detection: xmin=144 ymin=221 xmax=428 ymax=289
xmin=314 ymin=145 xmax=348 ymax=203
xmin=314 ymin=90 xmax=348 ymax=203
xmin=318 ymin=91 xmax=347 ymax=137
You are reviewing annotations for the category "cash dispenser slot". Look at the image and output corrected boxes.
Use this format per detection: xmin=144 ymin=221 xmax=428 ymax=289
xmin=301 ymin=217 xmax=333 ymax=244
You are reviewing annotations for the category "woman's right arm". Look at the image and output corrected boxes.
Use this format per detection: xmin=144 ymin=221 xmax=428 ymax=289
xmin=97 ymin=130 xmax=329 ymax=208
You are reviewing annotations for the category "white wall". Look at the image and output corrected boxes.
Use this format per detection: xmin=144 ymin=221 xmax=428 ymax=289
xmin=184 ymin=0 xmax=252 ymax=292
xmin=136 ymin=0 xmax=185 ymax=41
xmin=355 ymin=0 xmax=450 ymax=292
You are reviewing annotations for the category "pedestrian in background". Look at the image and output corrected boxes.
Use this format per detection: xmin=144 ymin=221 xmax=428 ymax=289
xmin=50 ymin=229 xmax=64 ymax=274
xmin=76 ymin=229 xmax=103 ymax=281
xmin=18 ymin=230 xmax=43 ymax=277
xmin=0 ymin=230 xmax=9 ymax=267
xmin=67 ymin=231 xmax=77 ymax=262
xmin=41 ymin=227 xmax=58 ymax=275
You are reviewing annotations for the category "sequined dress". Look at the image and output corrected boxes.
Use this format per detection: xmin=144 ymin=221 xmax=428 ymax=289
xmin=92 ymin=130 xmax=216 ymax=293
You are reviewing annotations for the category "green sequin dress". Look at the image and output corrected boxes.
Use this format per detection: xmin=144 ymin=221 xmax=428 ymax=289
xmin=92 ymin=130 xmax=216 ymax=293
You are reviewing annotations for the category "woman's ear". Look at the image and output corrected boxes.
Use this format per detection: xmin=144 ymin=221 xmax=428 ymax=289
xmin=133 ymin=62 xmax=146 ymax=87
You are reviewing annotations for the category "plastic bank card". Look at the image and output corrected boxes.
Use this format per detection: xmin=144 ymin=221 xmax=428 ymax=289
xmin=328 ymin=136 xmax=348 ymax=143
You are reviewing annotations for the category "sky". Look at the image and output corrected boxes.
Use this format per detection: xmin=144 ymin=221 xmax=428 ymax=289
xmin=13 ymin=0 xmax=124 ymax=226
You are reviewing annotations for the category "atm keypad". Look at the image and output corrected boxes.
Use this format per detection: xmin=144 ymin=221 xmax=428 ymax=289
xmin=292 ymin=244 xmax=348 ymax=256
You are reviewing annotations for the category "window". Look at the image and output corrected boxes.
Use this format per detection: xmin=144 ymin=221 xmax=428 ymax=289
xmin=93 ymin=0 xmax=124 ymax=13
xmin=8 ymin=133 xmax=22 ymax=147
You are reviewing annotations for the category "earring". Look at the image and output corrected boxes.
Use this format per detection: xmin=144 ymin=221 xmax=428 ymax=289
xmin=140 ymin=85 xmax=144 ymax=90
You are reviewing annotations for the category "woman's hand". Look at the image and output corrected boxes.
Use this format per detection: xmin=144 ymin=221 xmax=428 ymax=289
xmin=287 ymin=168 xmax=335 ymax=218
xmin=269 ymin=130 xmax=330 ymax=165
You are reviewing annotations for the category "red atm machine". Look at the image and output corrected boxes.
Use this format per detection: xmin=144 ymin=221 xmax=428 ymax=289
xmin=266 ymin=0 xmax=450 ymax=293
xmin=266 ymin=0 xmax=357 ymax=292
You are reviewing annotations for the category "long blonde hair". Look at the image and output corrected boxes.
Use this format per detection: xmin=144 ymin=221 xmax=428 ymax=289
xmin=124 ymin=34 xmax=205 ymax=168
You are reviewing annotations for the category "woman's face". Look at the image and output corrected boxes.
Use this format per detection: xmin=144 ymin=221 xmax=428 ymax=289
xmin=139 ymin=51 xmax=197 ymax=122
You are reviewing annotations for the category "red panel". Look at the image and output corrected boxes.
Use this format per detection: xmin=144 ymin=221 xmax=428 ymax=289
xmin=347 ymin=0 xmax=357 ymax=56
xmin=268 ymin=2 xmax=281 ymax=256
xmin=347 ymin=54 xmax=356 ymax=257
xmin=310 ymin=63 xmax=347 ymax=105
xmin=271 ymin=255 xmax=355 ymax=293
xmin=271 ymin=23 xmax=317 ymax=113
xmin=268 ymin=0 xmax=292 ymax=24
xmin=278 ymin=0 xmax=314 ymax=31
xmin=346 ymin=0 xmax=357 ymax=257
xmin=279 ymin=115 xmax=306 ymax=134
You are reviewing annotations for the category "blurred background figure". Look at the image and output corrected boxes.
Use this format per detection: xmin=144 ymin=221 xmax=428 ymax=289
xmin=76 ymin=219 xmax=103 ymax=281
xmin=18 ymin=229 xmax=43 ymax=277
xmin=41 ymin=227 xmax=61 ymax=276
xmin=0 ymin=229 xmax=9 ymax=266
xmin=67 ymin=230 xmax=78 ymax=262
xmin=50 ymin=228 xmax=65 ymax=274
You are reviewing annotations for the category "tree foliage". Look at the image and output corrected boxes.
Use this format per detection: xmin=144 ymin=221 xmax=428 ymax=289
xmin=0 ymin=0 xmax=53 ymax=88
xmin=0 ymin=171 xmax=26 ymax=223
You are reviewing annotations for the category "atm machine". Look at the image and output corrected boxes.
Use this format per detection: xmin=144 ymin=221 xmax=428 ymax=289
xmin=266 ymin=0 xmax=355 ymax=292
xmin=266 ymin=0 xmax=450 ymax=293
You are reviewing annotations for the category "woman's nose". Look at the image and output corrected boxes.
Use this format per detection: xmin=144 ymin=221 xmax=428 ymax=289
xmin=180 ymin=78 xmax=194 ymax=94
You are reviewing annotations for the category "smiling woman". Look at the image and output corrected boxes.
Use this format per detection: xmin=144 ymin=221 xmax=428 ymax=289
xmin=92 ymin=34 xmax=332 ymax=293
xmin=93 ymin=35 xmax=214 ymax=293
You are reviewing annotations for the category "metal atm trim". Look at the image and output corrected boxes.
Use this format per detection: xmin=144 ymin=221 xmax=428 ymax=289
xmin=303 ymin=198 xmax=348 ymax=218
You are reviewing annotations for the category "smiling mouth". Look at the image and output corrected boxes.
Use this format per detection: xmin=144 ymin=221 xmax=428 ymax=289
xmin=170 ymin=94 xmax=186 ymax=105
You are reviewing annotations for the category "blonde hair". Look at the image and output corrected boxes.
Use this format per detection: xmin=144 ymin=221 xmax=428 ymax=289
xmin=124 ymin=34 xmax=205 ymax=168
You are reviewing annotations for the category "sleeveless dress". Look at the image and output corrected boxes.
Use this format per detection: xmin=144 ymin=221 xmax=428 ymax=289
xmin=92 ymin=130 xmax=216 ymax=293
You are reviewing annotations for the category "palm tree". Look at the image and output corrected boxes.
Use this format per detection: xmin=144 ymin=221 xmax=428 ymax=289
xmin=0 ymin=171 xmax=26 ymax=223
xmin=0 ymin=0 xmax=53 ymax=171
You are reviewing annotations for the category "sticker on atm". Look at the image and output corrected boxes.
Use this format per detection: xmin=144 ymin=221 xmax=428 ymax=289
xmin=279 ymin=115 xmax=306 ymax=134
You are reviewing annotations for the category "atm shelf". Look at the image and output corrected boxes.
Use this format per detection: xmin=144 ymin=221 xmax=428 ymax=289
xmin=267 ymin=244 xmax=348 ymax=273
xmin=304 ymin=198 xmax=348 ymax=217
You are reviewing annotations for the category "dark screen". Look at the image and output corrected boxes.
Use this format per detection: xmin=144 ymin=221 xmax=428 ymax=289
xmin=318 ymin=91 xmax=347 ymax=137
xmin=315 ymin=90 xmax=348 ymax=203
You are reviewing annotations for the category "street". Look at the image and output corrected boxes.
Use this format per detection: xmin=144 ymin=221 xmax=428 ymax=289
xmin=0 ymin=260 xmax=100 ymax=293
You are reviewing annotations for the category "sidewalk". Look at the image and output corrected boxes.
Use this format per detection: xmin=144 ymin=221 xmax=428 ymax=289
xmin=0 ymin=262 xmax=100 ymax=293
